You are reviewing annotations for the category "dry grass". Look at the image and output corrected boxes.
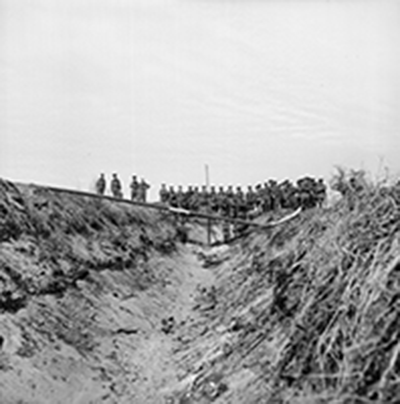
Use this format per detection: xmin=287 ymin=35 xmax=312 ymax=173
xmin=0 ymin=179 xmax=179 ymax=309
xmin=190 ymin=169 xmax=400 ymax=403
xmin=227 ymin=169 xmax=400 ymax=403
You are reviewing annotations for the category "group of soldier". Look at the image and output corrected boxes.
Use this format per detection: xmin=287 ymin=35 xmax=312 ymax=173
xmin=95 ymin=173 xmax=150 ymax=202
xmin=159 ymin=177 xmax=326 ymax=219
xmin=94 ymin=173 xmax=326 ymax=243
xmin=95 ymin=173 xmax=327 ymax=219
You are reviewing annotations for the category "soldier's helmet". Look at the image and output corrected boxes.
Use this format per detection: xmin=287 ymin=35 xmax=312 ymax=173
xmin=219 ymin=186 xmax=224 ymax=192
xmin=112 ymin=173 xmax=117 ymax=178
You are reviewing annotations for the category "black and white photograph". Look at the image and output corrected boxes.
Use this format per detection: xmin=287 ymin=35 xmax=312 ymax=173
xmin=1 ymin=0 xmax=399 ymax=403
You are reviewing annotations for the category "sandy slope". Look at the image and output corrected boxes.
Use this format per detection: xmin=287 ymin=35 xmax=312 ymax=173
xmin=0 ymin=238 xmax=220 ymax=404
xmin=0 ymin=179 xmax=220 ymax=403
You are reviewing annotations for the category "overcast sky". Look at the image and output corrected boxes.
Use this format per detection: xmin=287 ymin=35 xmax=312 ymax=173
xmin=1 ymin=0 xmax=399 ymax=199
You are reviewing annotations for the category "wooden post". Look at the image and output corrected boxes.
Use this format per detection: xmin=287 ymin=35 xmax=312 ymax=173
xmin=205 ymin=164 xmax=211 ymax=246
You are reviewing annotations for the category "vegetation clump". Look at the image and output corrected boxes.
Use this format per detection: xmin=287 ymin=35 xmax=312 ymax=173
xmin=262 ymin=170 xmax=400 ymax=402
xmin=206 ymin=169 xmax=400 ymax=403
xmin=0 ymin=178 xmax=179 ymax=313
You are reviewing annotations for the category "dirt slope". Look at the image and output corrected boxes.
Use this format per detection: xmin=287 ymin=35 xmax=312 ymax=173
xmin=166 ymin=176 xmax=400 ymax=404
xmin=1 ymin=177 xmax=400 ymax=404
xmin=0 ymin=179 xmax=209 ymax=403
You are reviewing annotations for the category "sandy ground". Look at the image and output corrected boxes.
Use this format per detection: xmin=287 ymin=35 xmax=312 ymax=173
xmin=1 ymin=179 xmax=244 ymax=404
xmin=0 ymin=241 xmax=224 ymax=404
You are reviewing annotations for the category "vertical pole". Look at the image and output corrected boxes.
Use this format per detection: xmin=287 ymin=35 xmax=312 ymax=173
xmin=205 ymin=164 xmax=211 ymax=246
xmin=205 ymin=164 xmax=210 ymax=189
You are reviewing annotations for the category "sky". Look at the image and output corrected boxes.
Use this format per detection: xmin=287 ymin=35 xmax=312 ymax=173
xmin=1 ymin=0 xmax=399 ymax=200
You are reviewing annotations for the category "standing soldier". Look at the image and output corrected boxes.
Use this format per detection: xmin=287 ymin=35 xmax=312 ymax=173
xmin=226 ymin=185 xmax=235 ymax=217
xmin=278 ymin=180 xmax=287 ymax=208
xmin=189 ymin=186 xmax=200 ymax=211
xmin=159 ymin=183 xmax=169 ymax=204
xmin=176 ymin=185 xmax=184 ymax=208
xmin=110 ymin=173 xmax=123 ymax=198
xmin=130 ymin=175 xmax=140 ymax=201
xmin=138 ymin=179 xmax=150 ymax=203
xmin=216 ymin=186 xmax=225 ymax=215
xmin=292 ymin=186 xmax=301 ymax=210
xmin=209 ymin=186 xmax=218 ymax=212
xmin=245 ymin=185 xmax=257 ymax=211
xmin=95 ymin=173 xmax=106 ymax=195
xmin=168 ymin=186 xmax=177 ymax=207
xmin=183 ymin=186 xmax=193 ymax=210
xmin=262 ymin=182 xmax=272 ymax=212
xmin=297 ymin=178 xmax=312 ymax=209
xmin=268 ymin=179 xmax=280 ymax=210
xmin=234 ymin=186 xmax=245 ymax=218
xmin=279 ymin=179 xmax=294 ymax=209
xmin=199 ymin=185 xmax=208 ymax=212
xmin=254 ymin=184 xmax=264 ymax=211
